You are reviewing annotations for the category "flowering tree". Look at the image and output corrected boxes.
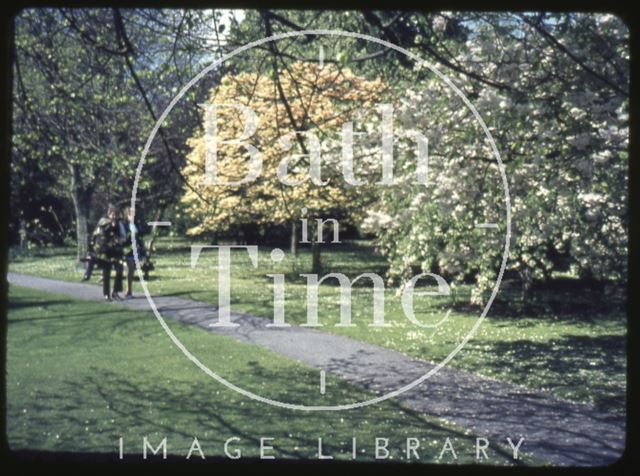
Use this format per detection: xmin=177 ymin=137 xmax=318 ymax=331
xmin=181 ymin=61 xmax=385 ymax=260
xmin=360 ymin=13 xmax=629 ymax=303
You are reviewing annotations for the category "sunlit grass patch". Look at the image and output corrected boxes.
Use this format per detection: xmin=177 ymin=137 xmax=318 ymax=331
xmin=9 ymin=239 xmax=626 ymax=414
xmin=7 ymin=286 xmax=534 ymax=464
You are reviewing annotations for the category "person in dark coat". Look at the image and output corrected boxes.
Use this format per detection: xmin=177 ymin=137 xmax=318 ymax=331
xmin=122 ymin=206 xmax=147 ymax=298
xmin=81 ymin=246 xmax=98 ymax=281
xmin=93 ymin=205 xmax=125 ymax=301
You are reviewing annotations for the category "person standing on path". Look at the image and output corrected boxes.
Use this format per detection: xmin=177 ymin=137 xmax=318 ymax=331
xmin=122 ymin=206 xmax=146 ymax=298
xmin=93 ymin=205 xmax=125 ymax=301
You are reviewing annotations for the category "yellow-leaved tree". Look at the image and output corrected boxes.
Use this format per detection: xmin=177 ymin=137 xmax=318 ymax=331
xmin=181 ymin=61 xmax=385 ymax=266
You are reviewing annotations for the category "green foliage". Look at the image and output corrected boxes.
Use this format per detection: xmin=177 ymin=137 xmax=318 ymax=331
xmin=12 ymin=9 xmax=629 ymax=297
xmin=12 ymin=9 xmax=222 ymax=253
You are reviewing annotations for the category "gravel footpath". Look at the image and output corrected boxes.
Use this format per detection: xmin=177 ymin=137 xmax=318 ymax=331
xmin=7 ymin=272 xmax=626 ymax=466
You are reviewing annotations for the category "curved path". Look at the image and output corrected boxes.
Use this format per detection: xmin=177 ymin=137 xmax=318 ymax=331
xmin=7 ymin=272 xmax=625 ymax=466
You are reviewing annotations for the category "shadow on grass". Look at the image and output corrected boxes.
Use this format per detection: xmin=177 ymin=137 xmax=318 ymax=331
xmin=8 ymin=295 xmax=164 ymax=345
xmin=7 ymin=286 xmax=623 ymax=464
xmin=459 ymin=333 xmax=626 ymax=414
xmin=7 ymin=298 xmax=76 ymax=310
xmin=453 ymin=279 xmax=626 ymax=323
xmin=10 ymin=364 xmax=516 ymax=463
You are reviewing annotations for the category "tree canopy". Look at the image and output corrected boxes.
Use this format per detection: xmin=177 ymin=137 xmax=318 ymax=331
xmin=181 ymin=61 xmax=385 ymax=242
xmin=10 ymin=9 xmax=629 ymax=302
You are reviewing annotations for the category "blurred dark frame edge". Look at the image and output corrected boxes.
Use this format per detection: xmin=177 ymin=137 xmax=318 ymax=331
xmin=0 ymin=0 xmax=636 ymax=473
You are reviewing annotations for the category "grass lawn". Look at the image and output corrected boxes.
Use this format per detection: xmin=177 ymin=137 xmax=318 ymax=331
xmin=6 ymin=285 xmax=536 ymax=464
xmin=8 ymin=238 xmax=626 ymax=415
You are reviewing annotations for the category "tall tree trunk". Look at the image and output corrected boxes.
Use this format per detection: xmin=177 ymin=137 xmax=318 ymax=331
xmin=520 ymin=266 xmax=533 ymax=307
xmin=18 ymin=217 xmax=27 ymax=249
xmin=311 ymin=221 xmax=324 ymax=274
xmin=311 ymin=240 xmax=322 ymax=275
xmin=146 ymin=204 xmax=168 ymax=256
xmin=71 ymin=190 xmax=91 ymax=262
xmin=290 ymin=221 xmax=298 ymax=256
xmin=69 ymin=164 xmax=93 ymax=262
